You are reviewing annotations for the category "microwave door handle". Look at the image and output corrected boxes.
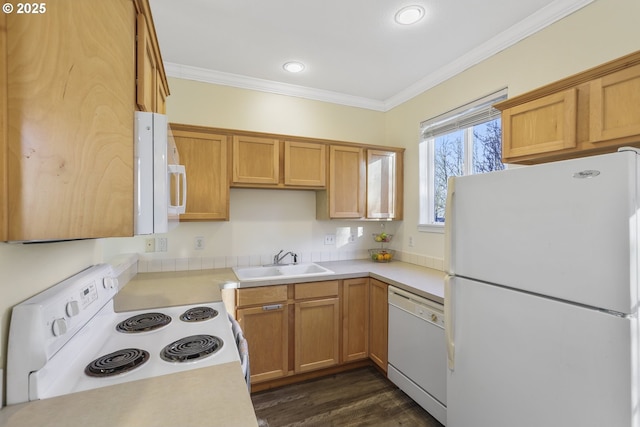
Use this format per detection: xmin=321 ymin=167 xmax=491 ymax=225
xmin=168 ymin=164 xmax=187 ymax=214
xmin=176 ymin=165 xmax=187 ymax=214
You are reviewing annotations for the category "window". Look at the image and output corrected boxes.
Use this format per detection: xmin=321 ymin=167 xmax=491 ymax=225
xmin=419 ymin=89 xmax=507 ymax=231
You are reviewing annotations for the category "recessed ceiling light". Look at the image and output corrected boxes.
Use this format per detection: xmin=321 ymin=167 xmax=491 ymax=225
xmin=394 ymin=5 xmax=425 ymax=25
xmin=283 ymin=61 xmax=305 ymax=73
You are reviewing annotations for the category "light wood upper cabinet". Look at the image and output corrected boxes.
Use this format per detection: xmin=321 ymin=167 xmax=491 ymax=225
xmin=501 ymin=89 xmax=578 ymax=160
xmin=136 ymin=13 xmax=156 ymax=112
xmin=0 ymin=13 xmax=7 ymax=241
xmin=232 ymin=135 xmax=280 ymax=185
xmin=366 ymin=149 xmax=403 ymax=220
xmin=135 ymin=3 xmax=169 ymax=113
xmin=232 ymin=137 xmax=326 ymax=189
xmin=5 ymin=0 xmax=137 ymax=241
xmin=589 ymin=63 xmax=640 ymax=142
xmin=497 ymin=50 xmax=640 ymax=164
xmin=317 ymin=145 xmax=365 ymax=219
xmin=342 ymin=278 xmax=370 ymax=363
xmin=155 ymin=69 xmax=168 ymax=114
xmin=284 ymin=141 xmax=326 ymax=187
xmin=1 ymin=0 xmax=168 ymax=241
xmin=171 ymin=125 xmax=229 ymax=221
xmin=369 ymin=278 xmax=388 ymax=372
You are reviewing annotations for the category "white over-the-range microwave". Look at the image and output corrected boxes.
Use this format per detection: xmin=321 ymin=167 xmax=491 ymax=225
xmin=134 ymin=111 xmax=187 ymax=235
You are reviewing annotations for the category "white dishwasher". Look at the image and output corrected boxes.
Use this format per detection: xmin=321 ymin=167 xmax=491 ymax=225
xmin=388 ymin=286 xmax=447 ymax=425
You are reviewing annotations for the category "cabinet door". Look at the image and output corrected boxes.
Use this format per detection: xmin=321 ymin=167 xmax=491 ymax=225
xmin=172 ymin=128 xmax=229 ymax=221
xmin=155 ymin=69 xmax=168 ymax=114
xmin=0 ymin=13 xmax=6 ymax=241
xmin=367 ymin=149 xmax=402 ymax=219
xmin=342 ymin=278 xmax=370 ymax=363
xmin=284 ymin=141 xmax=326 ymax=187
xmin=328 ymin=145 xmax=365 ymax=218
xmin=136 ymin=13 xmax=157 ymax=112
xmin=590 ymin=64 xmax=640 ymax=142
xmin=369 ymin=279 xmax=388 ymax=372
xmin=238 ymin=303 xmax=289 ymax=383
xmin=232 ymin=135 xmax=279 ymax=184
xmin=6 ymin=0 xmax=135 ymax=240
xmin=295 ymin=297 xmax=340 ymax=373
xmin=501 ymin=88 xmax=578 ymax=161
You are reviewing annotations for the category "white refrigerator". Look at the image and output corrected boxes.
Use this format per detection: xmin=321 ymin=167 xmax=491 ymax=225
xmin=444 ymin=148 xmax=640 ymax=427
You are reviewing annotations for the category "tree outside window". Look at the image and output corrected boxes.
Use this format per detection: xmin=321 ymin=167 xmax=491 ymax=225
xmin=419 ymin=90 xmax=507 ymax=231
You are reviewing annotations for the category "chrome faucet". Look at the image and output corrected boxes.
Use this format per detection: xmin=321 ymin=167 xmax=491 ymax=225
xmin=273 ymin=250 xmax=298 ymax=265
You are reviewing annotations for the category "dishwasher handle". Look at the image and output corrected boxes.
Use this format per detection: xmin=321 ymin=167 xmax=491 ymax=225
xmin=388 ymin=286 xmax=444 ymax=328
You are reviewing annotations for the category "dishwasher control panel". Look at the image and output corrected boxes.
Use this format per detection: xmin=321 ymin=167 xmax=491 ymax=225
xmin=388 ymin=286 xmax=444 ymax=328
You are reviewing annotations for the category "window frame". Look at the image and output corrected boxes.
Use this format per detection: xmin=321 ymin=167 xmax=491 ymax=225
xmin=418 ymin=89 xmax=507 ymax=233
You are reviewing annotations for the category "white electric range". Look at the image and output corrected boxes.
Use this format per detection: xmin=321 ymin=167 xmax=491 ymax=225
xmin=6 ymin=264 xmax=241 ymax=405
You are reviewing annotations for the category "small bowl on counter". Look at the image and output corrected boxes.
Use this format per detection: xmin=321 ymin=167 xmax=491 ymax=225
xmin=369 ymin=249 xmax=395 ymax=263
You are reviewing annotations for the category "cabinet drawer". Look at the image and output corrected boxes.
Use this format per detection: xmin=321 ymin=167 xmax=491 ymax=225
xmin=236 ymin=285 xmax=288 ymax=307
xmin=294 ymin=280 xmax=339 ymax=300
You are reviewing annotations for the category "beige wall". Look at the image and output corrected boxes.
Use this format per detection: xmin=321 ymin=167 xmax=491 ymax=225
xmin=165 ymin=80 xmax=386 ymax=145
xmin=387 ymin=0 xmax=640 ymax=260
xmin=1 ymin=0 xmax=639 ymax=393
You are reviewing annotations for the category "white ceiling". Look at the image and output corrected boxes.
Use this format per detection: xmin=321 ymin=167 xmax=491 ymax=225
xmin=149 ymin=0 xmax=593 ymax=111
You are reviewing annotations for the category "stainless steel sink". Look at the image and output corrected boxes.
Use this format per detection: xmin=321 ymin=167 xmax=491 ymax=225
xmin=232 ymin=263 xmax=334 ymax=282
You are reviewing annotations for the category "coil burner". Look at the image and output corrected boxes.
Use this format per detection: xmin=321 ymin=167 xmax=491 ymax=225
xmin=160 ymin=334 xmax=223 ymax=363
xmin=85 ymin=348 xmax=150 ymax=377
xmin=179 ymin=306 xmax=219 ymax=322
xmin=116 ymin=312 xmax=172 ymax=333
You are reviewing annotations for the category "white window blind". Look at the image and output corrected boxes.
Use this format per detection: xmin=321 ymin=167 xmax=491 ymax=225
xmin=421 ymin=88 xmax=507 ymax=139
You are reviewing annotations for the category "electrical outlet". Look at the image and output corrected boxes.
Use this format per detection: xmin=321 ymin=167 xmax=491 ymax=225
xmin=348 ymin=233 xmax=356 ymax=244
xmin=145 ymin=238 xmax=155 ymax=253
xmin=324 ymin=234 xmax=336 ymax=245
xmin=409 ymin=236 xmax=414 ymax=247
xmin=157 ymin=237 xmax=168 ymax=252
xmin=194 ymin=236 xmax=205 ymax=250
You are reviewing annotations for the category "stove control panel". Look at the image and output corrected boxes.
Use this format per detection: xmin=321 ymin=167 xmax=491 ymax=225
xmin=8 ymin=264 xmax=118 ymax=358
xmin=79 ymin=281 xmax=98 ymax=308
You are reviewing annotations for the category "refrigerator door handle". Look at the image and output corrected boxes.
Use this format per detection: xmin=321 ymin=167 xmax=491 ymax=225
xmin=444 ymin=176 xmax=456 ymax=274
xmin=444 ymin=274 xmax=455 ymax=371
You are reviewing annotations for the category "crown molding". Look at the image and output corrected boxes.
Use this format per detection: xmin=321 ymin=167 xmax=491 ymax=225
xmin=164 ymin=63 xmax=387 ymax=111
xmin=384 ymin=0 xmax=595 ymax=110
xmin=165 ymin=0 xmax=594 ymax=112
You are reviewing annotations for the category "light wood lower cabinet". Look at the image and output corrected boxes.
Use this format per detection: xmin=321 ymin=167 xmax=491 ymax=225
xmin=369 ymin=278 xmax=389 ymax=372
xmin=236 ymin=285 xmax=289 ymax=383
xmin=294 ymin=281 xmax=340 ymax=373
xmin=237 ymin=278 xmax=389 ymax=385
xmin=295 ymin=297 xmax=340 ymax=372
xmin=342 ymin=278 xmax=370 ymax=362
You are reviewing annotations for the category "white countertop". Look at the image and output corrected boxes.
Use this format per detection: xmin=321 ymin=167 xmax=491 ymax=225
xmin=0 ymin=363 xmax=258 ymax=427
xmin=235 ymin=260 xmax=446 ymax=304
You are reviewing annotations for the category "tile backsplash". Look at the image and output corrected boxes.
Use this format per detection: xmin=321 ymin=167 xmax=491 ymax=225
xmin=135 ymin=250 xmax=444 ymax=273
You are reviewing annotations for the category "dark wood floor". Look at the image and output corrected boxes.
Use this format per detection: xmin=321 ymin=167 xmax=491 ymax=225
xmin=251 ymin=366 xmax=444 ymax=427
